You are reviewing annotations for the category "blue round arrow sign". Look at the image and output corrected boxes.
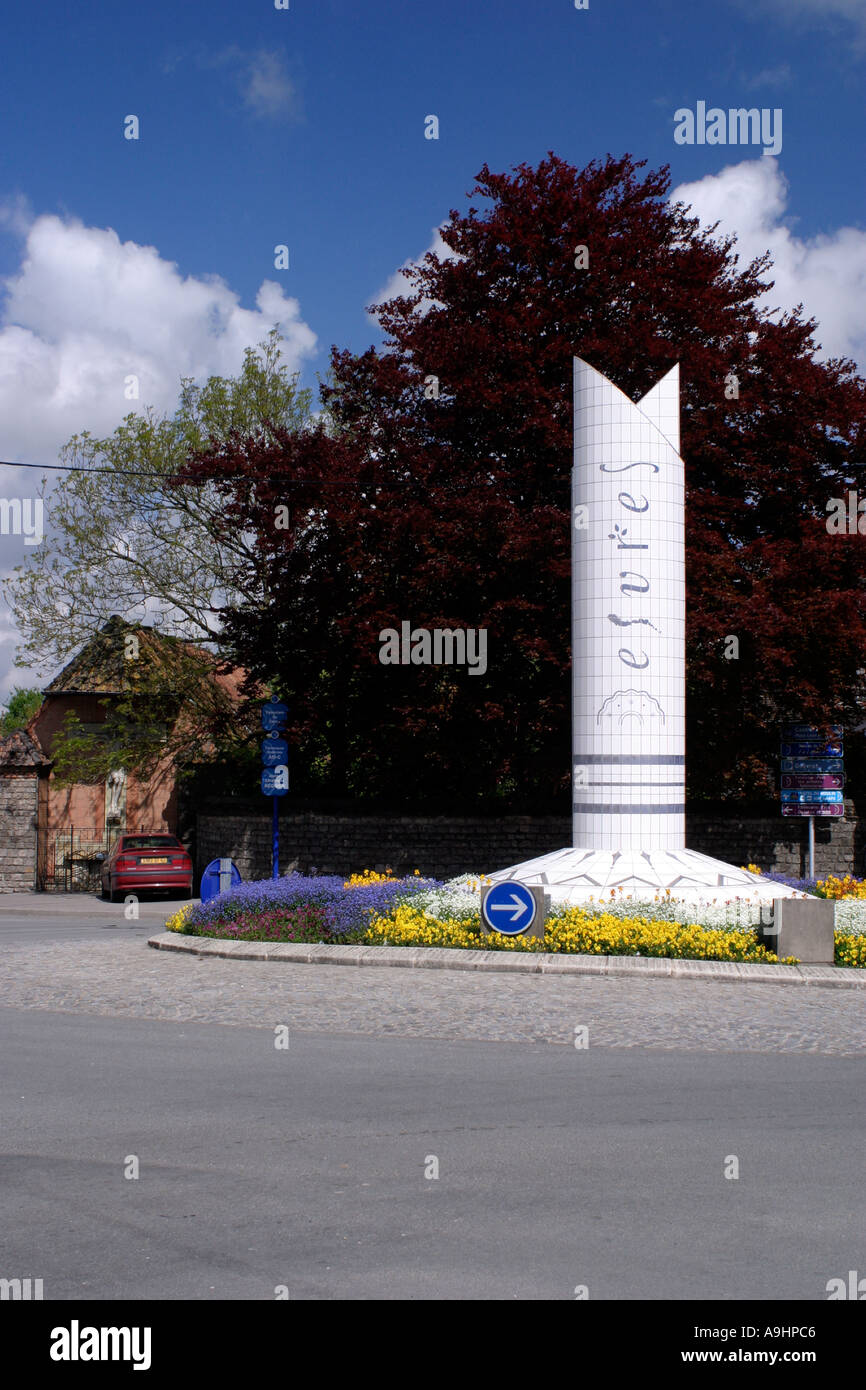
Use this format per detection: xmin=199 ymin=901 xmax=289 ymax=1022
xmin=481 ymin=880 xmax=537 ymax=935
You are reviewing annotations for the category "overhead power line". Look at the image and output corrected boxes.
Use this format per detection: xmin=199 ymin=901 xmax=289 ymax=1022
xmin=0 ymin=457 xmax=182 ymax=479
xmin=0 ymin=458 xmax=419 ymax=486
xmin=0 ymin=459 xmax=528 ymax=490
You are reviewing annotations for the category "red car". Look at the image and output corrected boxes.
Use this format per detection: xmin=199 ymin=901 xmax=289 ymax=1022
xmin=100 ymin=834 xmax=193 ymax=902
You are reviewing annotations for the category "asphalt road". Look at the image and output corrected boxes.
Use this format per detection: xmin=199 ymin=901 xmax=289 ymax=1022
xmin=2 ymin=1005 xmax=864 ymax=1301
xmin=3 ymin=891 xmax=865 ymax=1303
xmin=0 ymin=892 xmax=186 ymax=945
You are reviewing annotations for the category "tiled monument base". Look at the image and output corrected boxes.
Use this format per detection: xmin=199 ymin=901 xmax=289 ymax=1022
xmin=485 ymin=847 xmax=807 ymax=906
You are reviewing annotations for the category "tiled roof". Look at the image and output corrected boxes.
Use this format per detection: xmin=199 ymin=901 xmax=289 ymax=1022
xmin=43 ymin=616 xmax=244 ymax=696
xmin=0 ymin=727 xmax=50 ymax=768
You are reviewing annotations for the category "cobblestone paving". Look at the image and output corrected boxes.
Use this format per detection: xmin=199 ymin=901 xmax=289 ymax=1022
xmin=1 ymin=937 xmax=865 ymax=1053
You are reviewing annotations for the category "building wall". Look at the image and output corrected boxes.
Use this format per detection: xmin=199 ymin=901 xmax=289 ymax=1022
xmin=126 ymin=754 xmax=177 ymax=832
xmin=31 ymin=693 xmax=105 ymax=757
xmin=0 ymin=771 xmax=38 ymax=891
xmin=31 ymin=694 xmax=178 ymax=833
xmin=32 ymin=694 xmax=106 ymax=829
xmin=195 ymin=802 xmax=864 ymax=884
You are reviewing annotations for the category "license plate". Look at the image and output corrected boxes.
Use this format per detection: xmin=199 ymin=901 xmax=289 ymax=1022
xmin=142 ymin=857 xmax=169 ymax=865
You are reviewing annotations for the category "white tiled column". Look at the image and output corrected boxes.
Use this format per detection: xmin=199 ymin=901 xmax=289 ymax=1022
xmin=572 ymin=359 xmax=686 ymax=851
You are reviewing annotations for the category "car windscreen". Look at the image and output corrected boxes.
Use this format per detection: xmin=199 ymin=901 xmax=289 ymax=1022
xmin=122 ymin=837 xmax=182 ymax=851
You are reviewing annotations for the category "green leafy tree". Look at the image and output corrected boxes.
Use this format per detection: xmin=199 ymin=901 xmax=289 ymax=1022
xmin=0 ymin=685 xmax=43 ymax=736
xmin=4 ymin=330 xmax=315 ymax=782
xmin=3 ymin=328 xmax=315 ymax=675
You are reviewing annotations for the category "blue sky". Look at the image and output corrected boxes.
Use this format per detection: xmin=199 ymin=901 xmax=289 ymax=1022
xmin=1 ymin=0 xmax=865 ymax=693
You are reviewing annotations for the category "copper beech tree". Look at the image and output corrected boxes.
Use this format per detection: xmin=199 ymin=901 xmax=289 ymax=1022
xmin=179 ymin=153 xmax=866 ymax=809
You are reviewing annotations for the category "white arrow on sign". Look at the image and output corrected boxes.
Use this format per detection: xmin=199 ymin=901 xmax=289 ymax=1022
xmin=489 ymin=894 xmax=530 ymax=923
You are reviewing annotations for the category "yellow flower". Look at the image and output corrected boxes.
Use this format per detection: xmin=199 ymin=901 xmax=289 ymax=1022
xmin=343 ymin=867 xmax=402 ymax=889
xmin=165 ymin=903 xmax=194 ymax=933
xmin=360 ymin=898 xmax=816 ymax=966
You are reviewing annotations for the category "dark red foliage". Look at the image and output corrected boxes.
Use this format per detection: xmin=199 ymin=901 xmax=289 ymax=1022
xmin=178 ymin=152 xmax=866 ymax=807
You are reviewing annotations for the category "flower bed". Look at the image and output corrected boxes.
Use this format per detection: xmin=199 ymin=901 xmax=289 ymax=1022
xmin=363 ymin=902 xmax=794 ymax=964
xmin=739 ymin=866 xmax=866 ymax=936
xmin=816 ymin=874 xmax=866 ymax=900
xmin=165 ymin=870 xmax=440 ymax=942
xmin=835 ymin=935 xmax=866 ymax=968
xmin=162 ymin=868 xmax=866 ymax=966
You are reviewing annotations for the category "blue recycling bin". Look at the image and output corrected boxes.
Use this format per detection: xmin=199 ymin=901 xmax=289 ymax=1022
xmin=200 ymin=858 xmax=242 ymax=904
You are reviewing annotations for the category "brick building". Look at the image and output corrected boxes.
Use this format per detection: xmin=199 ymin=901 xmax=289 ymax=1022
xmin=0 ymin=618 xmax=247 ymax=891
xmin=0 ymin=730 xmax=50 ymax=891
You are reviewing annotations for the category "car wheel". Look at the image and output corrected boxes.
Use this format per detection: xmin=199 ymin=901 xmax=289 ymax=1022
xmin=100 ymin=880 xmax=110 ymax=901
xmin=108 ymin=882 xmax=119 ymax=903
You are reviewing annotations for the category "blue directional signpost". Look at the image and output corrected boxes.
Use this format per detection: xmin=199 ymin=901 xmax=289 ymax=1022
xmin=780 ymin=725 xmax=844 ymax=879
xmin=261 ymin=735 xmax=288 ymax=768
xmin=481 ymin=880 xmax=546 ymax=939
xmin=261 ymin=700 xmax=289 ymax=879
xmin=262 ymin=700 xmax=288 ymax=732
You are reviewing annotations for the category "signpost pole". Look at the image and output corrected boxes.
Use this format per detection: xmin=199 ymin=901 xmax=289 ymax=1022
xmin=780 ymin=727 xmax=844 ymax=879
xmin=261 ymin=698 xmax=289 ymax=880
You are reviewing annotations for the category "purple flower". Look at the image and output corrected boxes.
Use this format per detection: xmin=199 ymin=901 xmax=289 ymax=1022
xmin=761 ymin=872 xmax=818 ymax=893
xmin=186 ymin=872 xmax=441 ymax=939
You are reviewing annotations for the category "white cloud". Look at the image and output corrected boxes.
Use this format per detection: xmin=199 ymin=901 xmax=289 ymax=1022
xmin=0 ymin=209 xmax=317 ymax=463
xmin=762 ymin=0 xmax=866 ymax=18
xmin=241 ymin=50 xmax=295 ymax=119
xmin=671 ymin=158 xmax=866 ymax=368
xmin=369 ymin=227 xmax=462 ymax=319
xmin=737 ymin=0 xmax=866 ymax=48
xmin=177 ymin=45 xmax=298 ymax=121
xmin=0 ymin=194 xmax=33 ymax=237
xmin=742 ymin=63 xmax=793 ymax=90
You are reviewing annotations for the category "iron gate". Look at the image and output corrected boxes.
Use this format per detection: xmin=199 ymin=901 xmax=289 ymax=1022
xmin=36 ymin=826 xmax=120 ymax=893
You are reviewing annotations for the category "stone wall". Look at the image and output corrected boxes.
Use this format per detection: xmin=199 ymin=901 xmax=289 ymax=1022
xmin=686 ymin=808 xmax=862 ymax=879
xmin=0 ymin=773 xmax=38 ymax=891
xmin=195 ymin=800 xmax=863 ymax=884
xmin=195 ymin=809 xmax=571 ymax=882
